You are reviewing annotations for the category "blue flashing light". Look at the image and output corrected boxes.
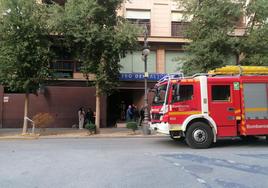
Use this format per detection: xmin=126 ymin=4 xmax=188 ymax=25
xmin=157 ymin=73 xmax=184 ymax=84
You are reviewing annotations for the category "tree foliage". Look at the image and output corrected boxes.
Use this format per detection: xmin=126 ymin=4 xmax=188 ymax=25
xmin=50 ymin=0 xmax=138 ymax=132
xmin=0 ymin=0 xmax=54 ymax=134
xmin=0 ymin=0 xmax=53 ymax=93
xmin=55 ymin=0 xmax=138 ymax=94
xmin=177 ymin=0 xmax=268 ymax=75
xmin=240 ymin=0 xmax=268 ymax=65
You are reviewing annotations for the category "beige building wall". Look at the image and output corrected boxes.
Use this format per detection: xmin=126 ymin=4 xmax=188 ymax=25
xmin=125 ymin=0 xmax=153 ymax=10
xmin=124 ymin=0 xmax=179 ymax=37
xmin=156 ymin=48 xmax=165 ymax=73
xmin=151 ymin=2 xmax=171 ymax=36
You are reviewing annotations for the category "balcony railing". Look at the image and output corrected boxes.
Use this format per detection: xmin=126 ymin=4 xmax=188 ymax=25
xmin=135 ymin=22 xmax=151 ymax=36
xmin=128 ymin=19 xmax=151 ymax=36
xmin=171 ymin=22 xmax=189 ymax=37
xmin=50 ymin=60 xmax=74 ymax=72
xmin=50 ymin=60 xmax=76 ymax=78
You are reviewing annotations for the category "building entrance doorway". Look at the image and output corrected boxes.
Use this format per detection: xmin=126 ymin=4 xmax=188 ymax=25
xmin=107 ymin=89 xmax=144 ymax=127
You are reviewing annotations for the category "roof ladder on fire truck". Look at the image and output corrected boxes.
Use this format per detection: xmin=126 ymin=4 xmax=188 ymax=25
xmin=208 ymin=66 xmax=268 ymax=75
xmin=157 ymin=73 xmax=184 ymax=84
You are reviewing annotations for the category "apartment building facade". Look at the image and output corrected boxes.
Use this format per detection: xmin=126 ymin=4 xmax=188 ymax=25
xmin=107 ymin=0 xmax=190 ymax=125
xmin=120 ymin=0 xmax=189 ymax=73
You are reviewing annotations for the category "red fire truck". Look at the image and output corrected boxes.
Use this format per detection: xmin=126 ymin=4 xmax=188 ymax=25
xmin=151 ymin=66 xmax=268 ymax=148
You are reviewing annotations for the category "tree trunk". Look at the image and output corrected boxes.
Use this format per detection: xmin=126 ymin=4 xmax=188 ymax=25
xmin=95 ymin=84 xmax=101 ymax=134
xmin=238 ymin=53 xmax=245 ymax=65
xmin=22 ymin=92 xmax=29 ymax=135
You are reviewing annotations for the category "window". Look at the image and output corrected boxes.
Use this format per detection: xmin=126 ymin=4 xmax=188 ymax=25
xmin=126 ymin=10 xmax=151 ymax=35
xmin=212 ymin=85 xmax=230 ymax=101
xmin=165 ymin=51 xmax=186 ymax=73
xmin=153 ymin=84 xmax=167 ymax=105
xmin=171 ymin=12 xmax=191 ymax=37
xmin=126 ymin=10 xmax=150 ymax=20
xmin=172 ymin=84 xmax=193 ymax=103
xmin=119 ymin=51 xmax=156 ymax=73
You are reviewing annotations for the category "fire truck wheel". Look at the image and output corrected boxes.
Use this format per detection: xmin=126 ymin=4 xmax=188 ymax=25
xmin=185 ymin=122 xmax=213 ymax=149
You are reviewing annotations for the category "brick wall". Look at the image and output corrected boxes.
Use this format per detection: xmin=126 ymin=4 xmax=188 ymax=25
xmin=1 ymin=86 xmax=107 ymax=128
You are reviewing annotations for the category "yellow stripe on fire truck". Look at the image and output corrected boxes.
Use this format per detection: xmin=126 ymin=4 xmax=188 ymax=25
xmin=245 ymin=108 xmax=268 ymax=112
xmin=168 ymin=111 xmax=201 ymax=116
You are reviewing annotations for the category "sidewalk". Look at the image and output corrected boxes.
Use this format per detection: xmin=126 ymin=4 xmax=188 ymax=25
xmin=0 ymin=126 xmax=165 ymax=140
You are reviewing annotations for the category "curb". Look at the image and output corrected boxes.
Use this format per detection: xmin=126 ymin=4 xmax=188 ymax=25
xmin=0 ymin=136 xmax=39 ymax=140
xmin=41 ymin=135 xmax=167 ymax=139
xmin=0 ymin=134 xmax=167 ymax=140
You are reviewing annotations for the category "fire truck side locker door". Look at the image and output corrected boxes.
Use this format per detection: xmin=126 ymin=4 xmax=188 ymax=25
xmin=242 ymin=82 xmax=268 ymax=135
xmin=208 ymin=82 xmax=239 ymax=137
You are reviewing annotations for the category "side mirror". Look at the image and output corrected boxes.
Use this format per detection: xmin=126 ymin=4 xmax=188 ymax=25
xmin=176 ymin=86 xmax=180 ymax=96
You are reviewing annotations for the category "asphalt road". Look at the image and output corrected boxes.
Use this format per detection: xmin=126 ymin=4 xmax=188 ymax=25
xmin=0 ymin=137 xmax=268 ymax=188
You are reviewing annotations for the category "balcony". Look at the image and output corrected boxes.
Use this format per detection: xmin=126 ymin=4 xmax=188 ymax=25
xmin=49 ymin=60 xmax=90 ymax=80
xmin=50 ymin=60 xmax=74 ymax=71
xmin=50 ymin=60 xmax=75 ymax=78
xmin=171 ymin=22 xmax=189 ymax=37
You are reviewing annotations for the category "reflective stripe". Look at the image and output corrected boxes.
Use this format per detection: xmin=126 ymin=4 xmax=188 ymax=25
xmin=170 ymin=128 xmax=182 ymax=131
xmin=199 ymin=76 xmax=209 ymax=114
xmin=169 ymin=111 xmax=201 ymax=115
xmin=236 ymin=116 xmax=241 ymax=120
xmin=235 ymin=109 xmax=241 ymax=114
xmin=245 ymin=108 xmax=268 ymax=112
xmin=169 ymin=124 xmax=183 ymax=131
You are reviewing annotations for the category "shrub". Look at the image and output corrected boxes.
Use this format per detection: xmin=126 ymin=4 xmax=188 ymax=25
xmin=126 ymin=121 xmax=138 ymax=132
xmin=31 ymin=113 xmax=54 ymax=135
xmin=85 ymin=122 xmax=96 ymax=134
xmin=33 ymin=113 xmax=54 ymax=128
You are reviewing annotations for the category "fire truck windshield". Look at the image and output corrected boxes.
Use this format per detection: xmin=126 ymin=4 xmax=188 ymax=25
xmin=152 ymin=84 xmax=167 ymax=105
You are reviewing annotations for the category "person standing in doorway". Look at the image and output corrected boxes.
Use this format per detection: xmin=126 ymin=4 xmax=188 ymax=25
xmin=132 ymin=104 xmax=139 ymax=122
xmin=85 ymin=108 xmax=94 ymax=124
xmin=78 ymin=107 xmax=85 ymax=129
xmin=126 ymin=105 xmax=133 ymax=122
xmin=139 ymin=106 xmax=145 ymax=126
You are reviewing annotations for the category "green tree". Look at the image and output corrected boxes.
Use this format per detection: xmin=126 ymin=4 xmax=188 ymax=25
xmin=240 ymin=0 xmax=268 ymax=65
xmin=177 ymin=0 xmax=244 ymax=75
xmin=0 ymin=0 xmax=53 ymax=134
xmin=54 ymin=0 xmax=138 ymax=132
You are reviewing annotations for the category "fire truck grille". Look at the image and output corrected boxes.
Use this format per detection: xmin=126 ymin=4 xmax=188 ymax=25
xmin=152 ymin=113 xmax=161 ymax=120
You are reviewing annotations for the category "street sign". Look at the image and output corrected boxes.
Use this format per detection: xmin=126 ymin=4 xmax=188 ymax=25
xmin=120 ymin=73 xmax=167 ymax=81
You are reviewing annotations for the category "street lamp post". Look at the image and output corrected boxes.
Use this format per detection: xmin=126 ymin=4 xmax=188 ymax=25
xmin=142 ymin=25 xmax=151 ymax=135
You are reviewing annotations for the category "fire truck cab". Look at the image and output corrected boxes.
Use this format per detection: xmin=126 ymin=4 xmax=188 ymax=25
xmin=151 ymin=66 xmax=268 ymax=148
xmin=150 ymin=73 xmax=183 ymax=136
